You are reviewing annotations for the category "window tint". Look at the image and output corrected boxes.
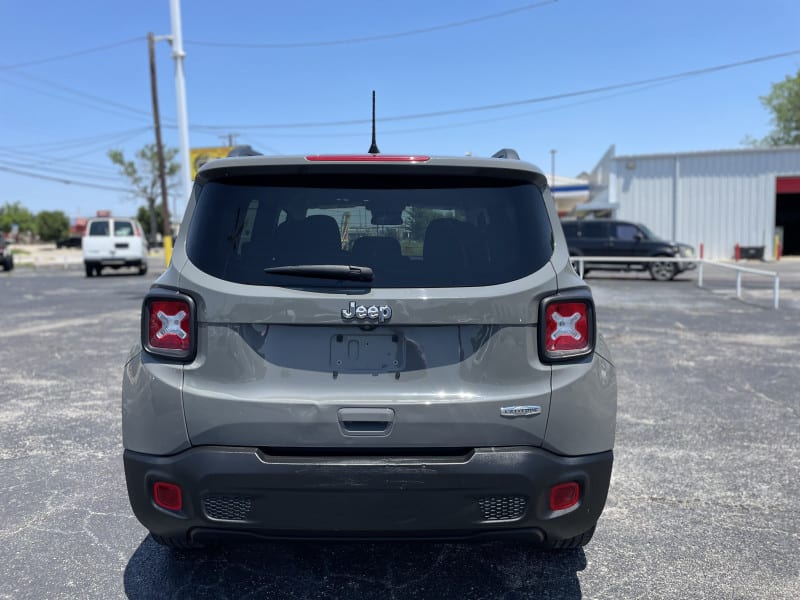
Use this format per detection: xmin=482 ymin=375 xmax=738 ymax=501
xmin=638 ymin=224 xmax=660 ymax=240
xmin=186 ymin=173 xmax=553 ymax=288
xmin=114 ymin=220 xmax=135 ymax=237
xmin=89 ymin=220 xmax=109 ymax=236
xmin=561 ymin=222 xmax=578 ymax=237
xmin=580 ymin=222 xmax=609 ymax=238
xmin=613 ymin=223 xmax=639 ymax=241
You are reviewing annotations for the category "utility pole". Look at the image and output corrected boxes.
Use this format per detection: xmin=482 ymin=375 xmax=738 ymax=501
xmin=169 ymin=0 xmax=191 ymax=215
xmin=147 ymin=32 xmax=170 ymax=248
xmin=550 ymin=149 xmax=557 ymax=191
xmin=220 ymin=133 xmax=239 ymax=147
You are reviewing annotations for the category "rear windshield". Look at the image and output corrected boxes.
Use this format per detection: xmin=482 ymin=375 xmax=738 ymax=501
xmin=114 ymin=220 xmax=135 ymax=237
xmin=88 ymin=220 xmax=109 ymax=236
xmin=186 ymin=173 xmax=553 ymax=288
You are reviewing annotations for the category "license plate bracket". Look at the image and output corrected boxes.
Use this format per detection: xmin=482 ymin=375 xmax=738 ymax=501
xmin=330 ymin=334 xmax=405 ymax=373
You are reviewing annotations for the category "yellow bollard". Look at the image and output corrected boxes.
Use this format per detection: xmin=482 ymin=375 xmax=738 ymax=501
xmin=163 ymin=235 xmax=173 ymax=267
xmin=774 ymin=234 xmax=781 ymax=261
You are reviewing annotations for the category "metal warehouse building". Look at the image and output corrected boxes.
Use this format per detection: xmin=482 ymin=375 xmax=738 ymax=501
xmin=582 ymin=145 xmax=800 ymax=260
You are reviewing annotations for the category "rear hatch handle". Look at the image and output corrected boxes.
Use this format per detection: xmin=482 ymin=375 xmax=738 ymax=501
xmin=338 ymin=408 xmax=395 ymax=437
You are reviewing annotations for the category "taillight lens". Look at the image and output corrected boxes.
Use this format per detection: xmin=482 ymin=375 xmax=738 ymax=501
xmin=539 ymin=295 xmax=595 ymax=363
xmin=142 ymin=292 xmax=196 ymax=361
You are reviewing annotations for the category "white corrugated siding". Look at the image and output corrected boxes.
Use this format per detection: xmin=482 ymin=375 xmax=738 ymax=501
xmin=614 ymin=148 xmax=800 ymax=260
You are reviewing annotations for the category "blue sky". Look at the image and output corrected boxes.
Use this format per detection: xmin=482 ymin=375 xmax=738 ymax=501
xmin=1 ymin=0 xmax=799 ymax=220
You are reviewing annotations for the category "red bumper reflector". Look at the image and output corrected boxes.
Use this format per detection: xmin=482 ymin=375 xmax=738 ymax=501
xmin=153 ymin=481 xmax=182 ymax=511
xmin=550 ymin=482 xmax=580 ymax=511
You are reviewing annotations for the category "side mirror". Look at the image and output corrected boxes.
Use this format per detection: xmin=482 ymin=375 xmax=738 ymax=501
xmin=634 ymin=232 xmax=644 ymax=242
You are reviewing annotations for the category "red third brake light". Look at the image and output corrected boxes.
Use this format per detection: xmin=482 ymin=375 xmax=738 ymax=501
xmin=539 ymin=296 xmax=595 ymax=362
xmin=305 ymin=154 xmax=430 ymax=162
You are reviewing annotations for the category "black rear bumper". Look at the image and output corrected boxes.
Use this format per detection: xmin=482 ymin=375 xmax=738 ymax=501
xmin=124 ymin=446 xmax=613 ymax=545
xmin=85 ymin=259 xmax=143 ymax=268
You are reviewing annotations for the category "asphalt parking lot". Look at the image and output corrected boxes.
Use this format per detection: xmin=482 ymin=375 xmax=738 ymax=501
xmin=1 ymin=261 xmax=798 ymax=599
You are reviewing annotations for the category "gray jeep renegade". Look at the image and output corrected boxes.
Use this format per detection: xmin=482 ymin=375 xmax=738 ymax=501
xmin=122 ymin=150 xmax=616 ymax=550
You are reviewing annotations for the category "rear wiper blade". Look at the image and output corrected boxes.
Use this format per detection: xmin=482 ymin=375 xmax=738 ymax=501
xmin=263 ymin=264 xmax=374 ymax=282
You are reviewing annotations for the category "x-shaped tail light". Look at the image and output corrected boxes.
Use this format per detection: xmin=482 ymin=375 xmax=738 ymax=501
xmin=550 ymin=311 xmax=582 ymax=341
xmin=155 ymin=310 xmax=188 ymax=340
xmin=539 ymin=296 xmax=595 ymax=363
xmin=142 ymin=293 xmax=196 ymax=360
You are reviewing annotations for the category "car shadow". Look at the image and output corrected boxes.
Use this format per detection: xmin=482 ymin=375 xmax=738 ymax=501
xmin=90 ymin=273 xmax=148 ymax=279
xmin=124 ymin=535 xmax=586 ymax=599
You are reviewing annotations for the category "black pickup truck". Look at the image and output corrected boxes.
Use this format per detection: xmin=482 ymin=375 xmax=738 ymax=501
xmin=1 ymin=234 xmax=14 ymax=271
xmin=56 ymin=235 xmax=82 ymax=249
xmin=562 ymin=219 xmax=695 ymax=281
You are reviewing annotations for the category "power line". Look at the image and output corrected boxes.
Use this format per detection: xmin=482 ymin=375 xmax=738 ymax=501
xmin=0 ymin=158 xmax=122 ymax=182
xmin=10 ymin=71 xmax=154 ymax=118
xmin=0 ymin=76 xmax=156 ymax=123
xmin=0 ymin=130 xmax=150 ymax=164
xmin=0 ymin=72 xmax=177 ymax=127
xmin=0 ymin=149 xmax=118 ymax=175
xmin=0 ymin=36 xmax=144 ymax=71
xmin=53 ymin=130 xmax=154 ymax=161
xmin=0 ymin=127 xmax=151 ymax=154
xmin=0 ymin=165 xmax=131 ymax=193
xmin=0 ymin=130 xmax=152 ymax=181
xmin=185 ymin=1 xmax=559 ymax=49
xmin=0 ymin=127 xmax=151 ymax=152
xmin=247 ymin=78 xmax=687 ymax=140
xmin=190 ymin=48 xmax=800 ymax=131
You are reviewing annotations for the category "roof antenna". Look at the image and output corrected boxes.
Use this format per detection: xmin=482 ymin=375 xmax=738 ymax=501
xmin=367 ymin=90 xmax=380 ymax=154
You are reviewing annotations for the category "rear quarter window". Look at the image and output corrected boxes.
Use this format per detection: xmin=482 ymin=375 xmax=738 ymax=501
xmin=186 ymin=172 xmax=553 ymax=288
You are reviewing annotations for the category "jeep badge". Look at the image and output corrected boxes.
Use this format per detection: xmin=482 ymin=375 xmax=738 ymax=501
xmin=341 ymin=301 xmax=392 ymax=323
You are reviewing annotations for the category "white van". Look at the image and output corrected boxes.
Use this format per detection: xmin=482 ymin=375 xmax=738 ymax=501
xmin=82 ymin=217 xmax=149 ymax=277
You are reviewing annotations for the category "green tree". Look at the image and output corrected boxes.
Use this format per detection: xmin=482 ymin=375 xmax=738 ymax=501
xmin=403 ymin=207 xmax=441 ymax=241
xmin=136 ymin=204 xmax=170 ymax=239
xmin=35 ymin=210 xmax=70 ymax=241
xmin=0 ymin=201 xmax=36 ymax=235
xmin=108 ymin=144 xmax=179 ymax=242
xmin=754 ymin=68 xmax=800 ymax=146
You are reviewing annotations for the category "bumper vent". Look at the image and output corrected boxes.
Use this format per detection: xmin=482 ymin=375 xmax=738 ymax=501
xmin=477 ymin=495 xmax=527 ymax=521
xmin=203 ymin=495 xmax=253 ymax=521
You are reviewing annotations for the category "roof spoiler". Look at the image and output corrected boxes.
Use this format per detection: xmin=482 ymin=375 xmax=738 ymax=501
xmin=491 ymin=148 xmax=520 ymax=160
xmin=227 ymin=145 xmax=263 ymax=157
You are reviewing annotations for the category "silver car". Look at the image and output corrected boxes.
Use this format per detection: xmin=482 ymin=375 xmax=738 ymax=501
xmin=122 ymin=150 xmax=616 ymax=550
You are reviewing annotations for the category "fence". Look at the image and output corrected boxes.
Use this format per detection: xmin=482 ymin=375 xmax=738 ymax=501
xmin=571 ymin=256 xmax=780 ymax=309
xmin=14 ymin=254 xmax=83 ymax=270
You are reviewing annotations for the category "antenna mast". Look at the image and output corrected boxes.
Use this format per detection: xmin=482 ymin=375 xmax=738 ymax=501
xmin=368 ymin=90 xmax=380 ymax=154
